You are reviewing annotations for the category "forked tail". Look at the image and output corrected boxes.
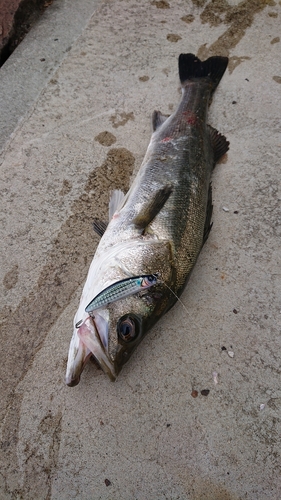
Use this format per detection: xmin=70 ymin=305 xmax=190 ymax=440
xmin=179 ymin=53 xmax=228 ymax=93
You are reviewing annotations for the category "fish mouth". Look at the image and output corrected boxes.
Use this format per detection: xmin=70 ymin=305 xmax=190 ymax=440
xmin=76 ymin=316 xmax=117 ymax=381
xmin=65 ymin=315 xmax=116 ymax=386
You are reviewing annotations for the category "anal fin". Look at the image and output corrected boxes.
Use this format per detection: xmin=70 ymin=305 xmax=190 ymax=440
xmin=208 ymin=125 xmax=229 ymax=165
xmin=132 ymin=184 xmax=173 ymax=230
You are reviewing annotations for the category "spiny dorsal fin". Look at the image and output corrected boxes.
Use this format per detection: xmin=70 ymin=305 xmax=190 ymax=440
xmin=109 ymin=189 xmax=126 ymax=220
xmin=132 ymin=184 xmax=173 ymax=230
xmin=208 ymin=125 xmax=229 ymax=165
xmin=152 ymin=110 xmax=169 ymax=131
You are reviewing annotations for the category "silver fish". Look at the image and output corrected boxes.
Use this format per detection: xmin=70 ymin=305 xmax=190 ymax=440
xmin=66 ymin=53 xmax=229 ymax=385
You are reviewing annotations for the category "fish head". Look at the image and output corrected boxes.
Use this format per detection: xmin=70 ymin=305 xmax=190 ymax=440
xmin=65 ymin=239 xmax=174 ymax=385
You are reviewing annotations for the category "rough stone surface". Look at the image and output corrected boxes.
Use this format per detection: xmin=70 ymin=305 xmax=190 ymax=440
xmin=1 ymin=0 xmax=281 ymax=499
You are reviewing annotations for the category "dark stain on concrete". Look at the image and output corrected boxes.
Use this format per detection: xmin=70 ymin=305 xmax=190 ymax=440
xmin=181 ymin=14 xmax=195 ymax=23
xmin=151 ymin=0 xmax=170 ymax=8
xmin=59 ymin=179 xmax=72 ymax=196
xmin=94 ymin=131 xmax=116 ymax=146
xmin=139 ymin=75 xmax=150 ymax=82
xmin=3 ymin=264 xmax=19 ymax=290
xmin=167 ymin=33 xmax=182 ymax=42
xmin=0 ymin=147 xmax=135 ymax=497
xmin=228 ymin=55 xmax=251 ymax=75
xmin=270 ymin=36 xmax=280 ymax=43
xmin=17 ymin=411 xmax=62 ymax=499
xmin=197 ymin=0 xmax=273 ymax=65
xmin=110 ymin=112 xmax=134 ymax=128
xmin=273 ymin=75 xmax=281 ymax=83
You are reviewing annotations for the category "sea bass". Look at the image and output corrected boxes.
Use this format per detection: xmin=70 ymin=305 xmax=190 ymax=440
xmin=65 ymin=53 xmax=229 ymax=386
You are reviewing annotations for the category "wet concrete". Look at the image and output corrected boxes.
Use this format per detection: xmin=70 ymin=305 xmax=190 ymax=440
xmin=1 ymin=0 xmax=281 ymax=498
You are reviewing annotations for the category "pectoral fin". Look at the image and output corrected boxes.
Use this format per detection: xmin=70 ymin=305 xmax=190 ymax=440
xmin=93 ymin=218 xmax=108 ymax=237
xmin=132 ymin=184 xmax=173 ymax=230
xmin=152 ymin=110 xmax=170 ymax=131
xmin=109 ymin=189 xmax=126 ymax=219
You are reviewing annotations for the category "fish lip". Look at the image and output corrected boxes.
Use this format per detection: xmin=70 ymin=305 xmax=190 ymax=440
xmin=77 ymin=316 xmax=117 ymax=381
xmin=65 ymin=346 xmax=92 ymax=387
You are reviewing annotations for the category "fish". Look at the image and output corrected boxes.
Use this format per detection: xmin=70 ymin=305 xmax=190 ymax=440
xmin=65 ymin=53 xmax=229 ymax=386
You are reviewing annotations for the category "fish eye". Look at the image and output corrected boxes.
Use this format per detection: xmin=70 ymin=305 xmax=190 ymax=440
xmin=117 ymin=316 xmax=138 ymax=342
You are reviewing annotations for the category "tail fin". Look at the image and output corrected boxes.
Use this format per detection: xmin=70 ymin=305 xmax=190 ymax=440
xmin=179 ymin=53 xmax=228 ymax=92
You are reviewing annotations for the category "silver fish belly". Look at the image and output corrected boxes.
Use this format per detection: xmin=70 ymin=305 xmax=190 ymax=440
xmin=65 ymin=53 xmax=229 ymax=386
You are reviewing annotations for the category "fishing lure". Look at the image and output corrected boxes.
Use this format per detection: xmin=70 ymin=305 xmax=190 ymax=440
xmin=84 ymin=274 xmax=158 ymax=314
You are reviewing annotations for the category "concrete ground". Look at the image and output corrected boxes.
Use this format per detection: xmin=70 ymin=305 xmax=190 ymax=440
xmin=1 ymin=0 xmax=281 ymax=498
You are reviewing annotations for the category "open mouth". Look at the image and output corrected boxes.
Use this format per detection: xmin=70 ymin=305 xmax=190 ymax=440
xmin=77 ymin=316 xmax=116 ymax=381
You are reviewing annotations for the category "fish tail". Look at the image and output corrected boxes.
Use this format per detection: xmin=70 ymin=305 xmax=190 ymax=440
xmin=179 ymin=53 xmax=228 ymax=92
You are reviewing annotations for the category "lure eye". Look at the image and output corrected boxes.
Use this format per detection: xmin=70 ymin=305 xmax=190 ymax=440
xmin=117 ymin=316 xmax=137 ymax=342
xmin=142 ymin=274 xmax=158 ymax=287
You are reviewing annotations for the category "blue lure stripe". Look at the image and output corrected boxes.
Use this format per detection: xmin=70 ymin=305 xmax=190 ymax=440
xmin=85 ymin=274 xmax=158 ymax=313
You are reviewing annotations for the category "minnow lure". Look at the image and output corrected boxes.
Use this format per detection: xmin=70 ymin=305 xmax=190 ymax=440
xmin=84 ymin=274 xmax=158 ymax=314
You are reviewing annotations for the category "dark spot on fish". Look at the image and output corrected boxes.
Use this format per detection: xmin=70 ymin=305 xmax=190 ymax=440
xmin=104 ymin=479 xmax=111 ymax=487
xmin=151 ymin=0 xmax=170 ymax=8
xmin=139 ymin=75 xmax=149 ymax=82
xmin=59 ymin=179 xmax=72 ymax=196
xmin=271 ymin=36 xmax=280 ymax=44
xmin=95 ymin=131 xmax=116 ymax=146
xmin=181 ymin=14 xmax=195 ymax=23
xmin=233 ymin=308 xmax=238 ymax=314
xmin=273 ymin=76 xmax=281 ymax=84
xmin=201 ymin=389 xmax=210 ymax=396
xmin=166 ymin=34 xmax=182 ymax=42
xmin=198 ymin=0 xmax=270 ymax=61
xmin=191 ymin=390 xmax=198 ymax=398
xmin=221 ymin=346 xmax=227 ymax=351
xmin=3 ymin=264 xmax=19 ymax=290
xmin=110 ymin=112 xmax=134 ymax=128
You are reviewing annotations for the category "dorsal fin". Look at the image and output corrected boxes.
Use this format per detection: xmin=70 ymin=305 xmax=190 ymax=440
xmin=208 ymin=125 xmax=229 ymax=165
xmin=109 ymin=189 xmax=126 ymax=220
xmin=152 ymin=110 xmax=169 ymax=131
